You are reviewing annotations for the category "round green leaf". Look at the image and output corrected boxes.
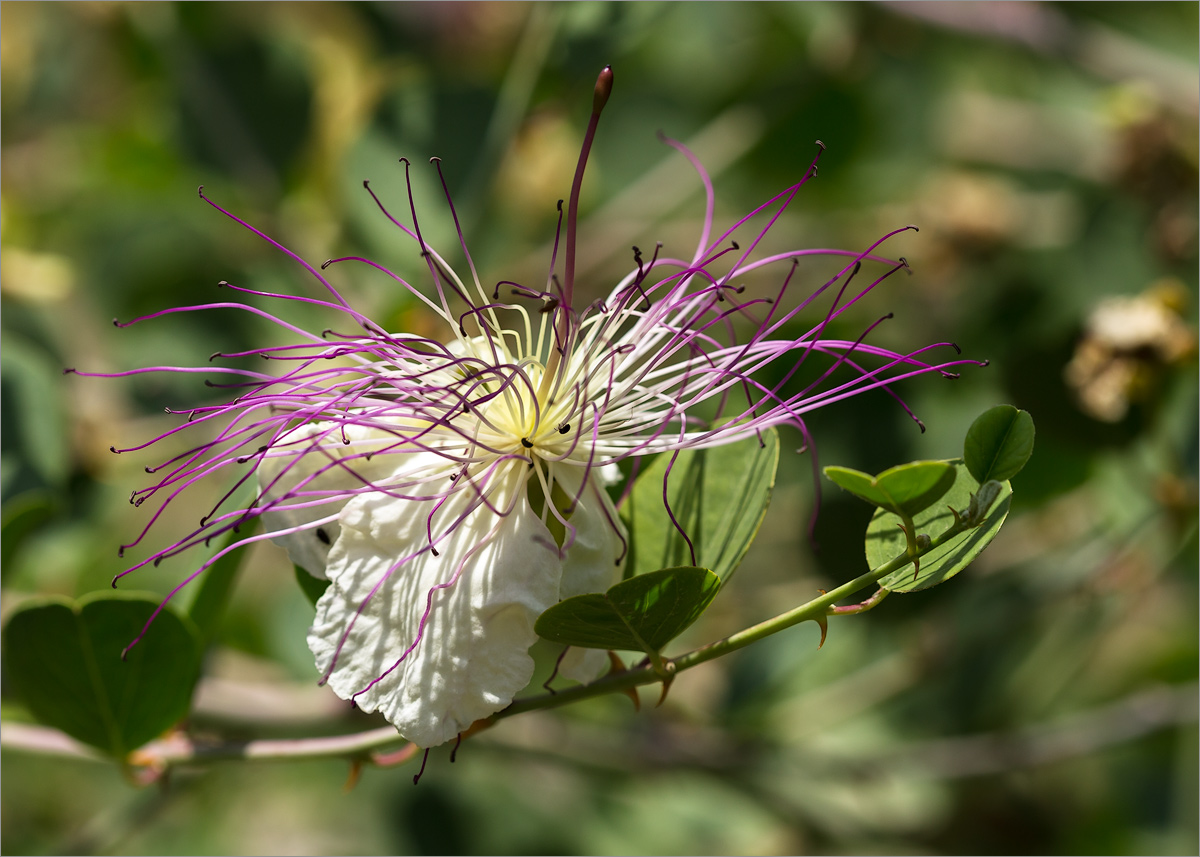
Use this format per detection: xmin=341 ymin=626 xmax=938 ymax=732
xmin=868 ymin=461 xmax=1012 ymax=593
xmin=622 ymin=429 xmax=778 ymax=585
xmin=963 ymin=405 xmax=1035 ymax=484
xmin=2 ymin=591 xmax=202 ymax=756
xmin=535 ymin=566 xmax=720 ymax=653
xmin=826 ymin=460 xmax=957 ymax=518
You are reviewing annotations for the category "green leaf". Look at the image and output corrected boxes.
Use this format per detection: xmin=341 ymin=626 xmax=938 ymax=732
xmin=294 ymin=564 xmax=331 ymax=607
xmin=622 ymin=428 xmax=778 ymax=584
xmin=825 ymin=460 xmax=957 ymax=518
xmin=868 ymin=461 xmax=1012 ymax=593
xmin=1 ymin=490 xmax=59 ymax=581
xmin=1 ymin=336 xmax=71 ymax=486
xmin=963 ymin=405 xmax=1035 ymax=484
xmin=535 ymin=566 xmax=720 ymax=653
xmin=187 ymin=530 xmax=252 ymax=647
xmin=2 ymin=591 xmax=202 ymax=756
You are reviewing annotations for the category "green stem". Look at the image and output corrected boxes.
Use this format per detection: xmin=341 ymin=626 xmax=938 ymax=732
xmin=0 ymin=517 xmax=974 ymax=771
xmin=495 ymin=515 xmax=971 ymax=723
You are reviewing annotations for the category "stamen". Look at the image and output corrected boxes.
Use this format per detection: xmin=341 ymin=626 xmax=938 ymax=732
xmin=413 ymin=748 xmax=431 ymax=785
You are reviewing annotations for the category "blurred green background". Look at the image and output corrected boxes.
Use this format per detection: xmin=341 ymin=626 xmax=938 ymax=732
xmin=2 ymin=2 xmax=1196 ymax=854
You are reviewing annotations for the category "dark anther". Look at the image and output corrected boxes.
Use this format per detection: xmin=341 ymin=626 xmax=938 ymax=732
xmin=980 ymin=359 xmax=991 ymax=368
xmin=731 ymin=241 xmax=739 ymax=250
xmin=316 ymin=528 xmax=332 ymax=545
xmin=429 ymin=156 xmax=441 ymax=164
xmin=320 ymin=259 xmax=332 ymax=270
xmin=363 ymin=179 xmax=371 ymax=189
xmin=111 ymin=576 xmax=119 ymax=588
xmin=109 ymin=446 xmax=118 ymax=453
xmin=917 ymin=419 xmax=927 ymax=434
xmin=521 ymin=438 xmax=534 ymax=449
xmin=117 ymin=547 xmax=125 ymax=558
xmin=539 ymin=298 xmax=559 ymax=314
xmin=907 ymin=224 xmax=920 ymax=232
xmin=217 ymin=280 xmax=228 ymax=288
xmin=63 ymin=367 xmax=76 ymax=375
xmin=899 ymin=257 xmax=909 ymax=268
xmin=413 ymin=748 xmax=431 ymax=786
xmin=593 ymin=65 xmax=614 ymax=113
xmin=144 ymin=466 xmax=154 ymax=474
xmin=153 ymin=557 xmax=162 ymax=567
xmin=209 ymin=352 xmax=222 ymax=362
xmin=557 ymin=199 xmax=564 ymax=212
xmin=559 ymin=424 xmax=571 ymax=434
xmin=810 ymin=165 xmax=819 ymax=178
xmin=950 ymin=342 xmax=962 ymax=354
xmin=431 ymin=547 xmax=439 ymax=557
xmin=112 ymin=318 xmax=120 ymax=326
xmin=815 ymin=139 xmax=826 ymax=150
xmin=197 ymin=185 xmax=205 ymax=196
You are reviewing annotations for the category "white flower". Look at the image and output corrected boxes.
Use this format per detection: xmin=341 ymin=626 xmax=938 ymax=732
xmin=93 ymin=69 xmax=980 ymax=746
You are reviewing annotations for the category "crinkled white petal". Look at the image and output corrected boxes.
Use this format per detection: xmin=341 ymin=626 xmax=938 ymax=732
xmin=309 ymin=457 xmax=561 ymax=747
xmin=548 ymin=463 xmax=627 ymax=684
xmin=257 ymin=422 xmax=395 ymax=579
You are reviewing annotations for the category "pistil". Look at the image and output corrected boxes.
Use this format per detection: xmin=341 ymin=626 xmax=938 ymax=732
xmin=538 ymin=65 xmax=613 ymax=404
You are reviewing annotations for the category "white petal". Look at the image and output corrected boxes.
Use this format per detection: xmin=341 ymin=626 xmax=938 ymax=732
xmin=551 ymin=463 xmax=627 ymax=598
xmin=557 ymin=645 xmax=609 ymax=685
xmin=547 ymin=463 xmax=627 ymax=684
xmin=256 ymin=422 xmax=395 ymax=579
xmin=309 ymin=459 xmax=561 ymax=747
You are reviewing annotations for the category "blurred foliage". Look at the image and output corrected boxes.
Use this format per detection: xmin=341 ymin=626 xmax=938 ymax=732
xmin=2 ymin=2 xmax=1196 ymax=855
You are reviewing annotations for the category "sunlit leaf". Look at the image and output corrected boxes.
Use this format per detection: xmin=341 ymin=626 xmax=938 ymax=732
xmin=868 ymin=461 xmax=1012 ymax=593
xmin=964 ymin=405 xmax=1035 ymax=484
xmin=2 ymin=591 xmax=202 ymax=756
xmin=535 ymin=566 xmax=720 ymax=653
xmin=623 ymin=429 xmax=778 ymax=584
xmin=825 ymin=460 xmax=957 ymax=518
